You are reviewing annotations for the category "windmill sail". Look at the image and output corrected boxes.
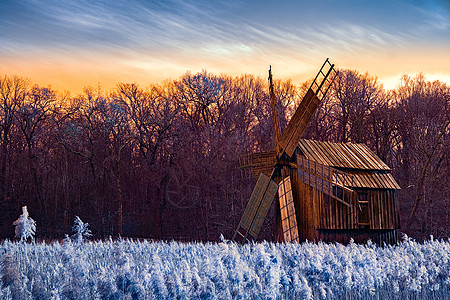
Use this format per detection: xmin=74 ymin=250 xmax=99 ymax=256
xmin=278 ymin=176 xmax=299 ymax=242
xmin=233 ymin=173 xmax=278 ymax=242
xmin=279 ymin=59 xmax=337 ymax=158
xmin=239 ymin=151 xmax=277 ymax=179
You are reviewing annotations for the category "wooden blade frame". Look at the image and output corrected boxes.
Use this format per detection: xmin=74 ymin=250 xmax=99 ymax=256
xmin=239 ymin=151 xmax=277 ymax=179
xmin=279 ymin=59 xmax=338 ymax=158
xmin=296 ymin=154 xmax=355 ymax=206
xmin=278 ymin=176 xmax=299 ymax=243
xmin=233 ymin=173 xmax=279 ymax=243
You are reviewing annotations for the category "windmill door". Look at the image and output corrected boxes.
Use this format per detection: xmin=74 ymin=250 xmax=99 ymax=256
xmin=357 ymin=192 xmax=370 ymax=229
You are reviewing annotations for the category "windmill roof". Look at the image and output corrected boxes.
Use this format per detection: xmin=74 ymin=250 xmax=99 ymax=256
xmin=298 ymin=139 xmax=391 ymax=171
xmin=334 ymin=171 xmax=401 ymax=190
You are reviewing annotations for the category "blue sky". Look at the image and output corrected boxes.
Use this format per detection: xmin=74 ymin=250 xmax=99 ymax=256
xmin=1 ymin=0 xmax=449 ymax=92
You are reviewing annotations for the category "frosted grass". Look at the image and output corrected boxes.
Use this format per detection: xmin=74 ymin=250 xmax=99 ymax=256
xmin=0 ymin=237 xmax=449 ymax=299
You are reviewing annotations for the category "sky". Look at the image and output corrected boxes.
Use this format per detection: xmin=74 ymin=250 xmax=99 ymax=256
xmin=1 ymin=0 xmax=449 ymax=94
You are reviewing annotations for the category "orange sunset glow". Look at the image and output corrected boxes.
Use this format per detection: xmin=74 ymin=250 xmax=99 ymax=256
xmin=1 ymin=0 xmax=449 ymax=93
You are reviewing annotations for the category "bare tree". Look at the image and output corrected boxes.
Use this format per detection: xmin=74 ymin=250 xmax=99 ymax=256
xmin=0 ymin=76 xmax=28 ymax=201
xmin=56 ymin=87 xmax=112 ymax=236
xmin=98 ymin=96 xmax=132 ymax=236
xmin=0 ymin=76 xmax=29 ymax=235
xmin=393 ymin=74 xmax=449 ymax=239
xmin=115 ymin=82 xmax=179 ymax=238
xmin=331 ymin=70 xmax=384 ymax=143
xmin=15 ymin=85 xmax=56 ymax=232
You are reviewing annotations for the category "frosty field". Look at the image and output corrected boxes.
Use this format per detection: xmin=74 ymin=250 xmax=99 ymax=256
xmin=1 ymin=237 xmax=449 ymax=299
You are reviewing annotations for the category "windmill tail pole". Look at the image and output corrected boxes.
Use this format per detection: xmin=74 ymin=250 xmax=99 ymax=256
xmin=268 ymin=66 xmax=282 ymax=156
xmin=405 ymin=119 xmax=449 ymax=231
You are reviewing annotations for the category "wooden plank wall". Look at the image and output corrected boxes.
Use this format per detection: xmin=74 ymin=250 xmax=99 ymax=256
xmin=291 ymin=168 xmax=314 ymax=241
xmin=291 ymin=168 xmax=356 ymax=241
xmin=368 ymin=189 xmax=398 ymax=230
xmin=292 ymin=168 xmax=399 ymax=242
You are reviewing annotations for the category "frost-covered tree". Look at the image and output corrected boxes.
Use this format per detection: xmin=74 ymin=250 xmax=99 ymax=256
xmin=12 ymin=206 xmax=36 ymax=241
xmin=71 ymin=216 xmax=92 ymax=243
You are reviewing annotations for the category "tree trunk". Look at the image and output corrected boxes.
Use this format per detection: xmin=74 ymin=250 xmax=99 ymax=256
xmin=28 ymin=143 xmax=47 ymax=235
xmin=406 ymin=120 xmax=449 ymax=230
xmin=116 ymin=155 xmax=123 ymax=236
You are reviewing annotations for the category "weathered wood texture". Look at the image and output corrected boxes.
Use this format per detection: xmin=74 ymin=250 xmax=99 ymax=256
xmin=278 ymin=59 xmax=337 ymax=159
xmin=298 ymin=139 xmax=391 ymax=171
xmin=279 ymin=89 xmax=321 ymax=158
xmin=292 ymin=173 xmax=399 ymax=243
xmin=233 ymin=173 xmax=278 ymax=242
xmin=291 ymin=169 xmax=356 ymax=242
xmin=240 ymin=141 xmax=400 ymax=189
xmin=239 ymin=151 xmax=276 ymax=179
xmin=278 ymin=176 xmax=299 ymax=243
xmin=365 ymin=189 xmax=400 ymax=230
xmin=290 ymin=140 xmax=401 ymax=244
xmin=296 ymin=155 xmax=354 ymax=206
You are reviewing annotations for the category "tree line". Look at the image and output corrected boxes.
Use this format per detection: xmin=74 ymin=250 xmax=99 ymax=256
xmin=0 ymin=70 xmax=448 ymax=241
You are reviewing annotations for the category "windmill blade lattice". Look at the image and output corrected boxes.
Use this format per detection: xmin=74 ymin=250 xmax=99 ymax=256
xmin=278 ymin=176 xmax=299 ymax=242
xmin=278 ymin=59 xmax=337 ymax=158
xmin=232 ymin=172 xmax=279 ymax=243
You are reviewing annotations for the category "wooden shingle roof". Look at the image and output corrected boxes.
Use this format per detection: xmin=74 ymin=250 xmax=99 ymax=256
xmin=298 ymin=139 xmax=391 ymax=171
xmin=335 ymin=172 xmax=401 ymax=190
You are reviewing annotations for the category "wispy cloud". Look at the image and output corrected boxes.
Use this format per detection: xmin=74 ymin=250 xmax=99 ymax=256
xmin=1 ymin=0 xmax=448 ymax=92
xmin=1 ymin=0 xmax=445 ymax=56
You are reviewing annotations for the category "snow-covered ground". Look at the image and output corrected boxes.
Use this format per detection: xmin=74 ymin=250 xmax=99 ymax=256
xmin=1 ymin=237 xmax=449 ymax=299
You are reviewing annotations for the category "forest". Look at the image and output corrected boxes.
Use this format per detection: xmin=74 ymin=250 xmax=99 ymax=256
xmin=0 ymin=70 xmax=448 ymax=241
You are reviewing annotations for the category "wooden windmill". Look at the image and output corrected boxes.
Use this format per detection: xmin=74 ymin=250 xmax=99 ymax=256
xmin=233 ymin=59 xmax=400 ymax=244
